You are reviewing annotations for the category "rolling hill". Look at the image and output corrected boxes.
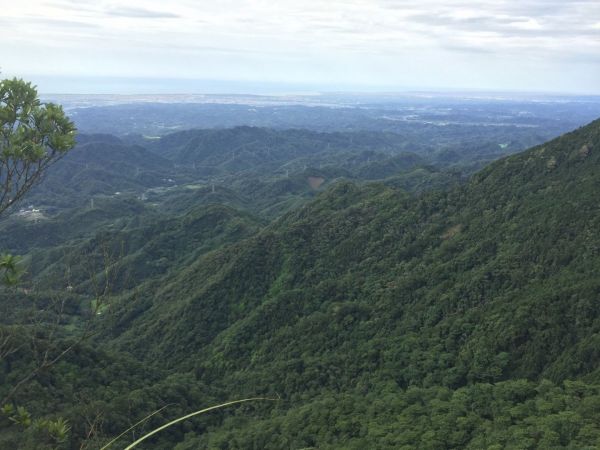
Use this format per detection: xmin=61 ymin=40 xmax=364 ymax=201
xmin=2 ymin=119 xmax=600 ymax=449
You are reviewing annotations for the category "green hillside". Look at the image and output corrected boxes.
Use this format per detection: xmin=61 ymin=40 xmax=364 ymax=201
xmin=143 ymin=126 xmax=512 ymax=175
xmin=112 ymin=119 xmax=600 ymax=447
xmin=23 ymin=135 xmax=178 ymax=208
xmin=1 ymin=120 xmax=600 ymax=448
xmin=115 ymin=118 xmax=600 ymax=378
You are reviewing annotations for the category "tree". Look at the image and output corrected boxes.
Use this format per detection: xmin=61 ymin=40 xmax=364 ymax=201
xmin=0 ymin=78 xmax=76 ymax=216
xmin=0 ymin=78 xmax=77 ymax=439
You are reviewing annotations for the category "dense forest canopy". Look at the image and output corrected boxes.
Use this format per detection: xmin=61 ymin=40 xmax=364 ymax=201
xmin=1 ymin=93 xmax=600 ymax=448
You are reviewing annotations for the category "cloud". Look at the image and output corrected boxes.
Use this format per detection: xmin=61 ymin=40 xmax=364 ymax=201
xmin=17 ymin=17 xmax=100 ymax=28
xmin=1 ymin=0 xmax=599 ymax=93
xmin=441 ymin=43 xmax=496 ymax=55
xmin=105 ymin=6 xmax=180 ymax=19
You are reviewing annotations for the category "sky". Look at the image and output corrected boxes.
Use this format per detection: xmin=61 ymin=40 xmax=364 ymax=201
xmin=1 ymin=0 xmax=599 ymax=94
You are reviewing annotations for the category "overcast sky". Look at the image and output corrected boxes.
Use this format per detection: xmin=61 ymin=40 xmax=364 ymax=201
xmin=1 ymin=0 xmax=599 ymax=94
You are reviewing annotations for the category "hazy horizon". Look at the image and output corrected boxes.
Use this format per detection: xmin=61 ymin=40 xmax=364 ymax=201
xmin=10 ymin=76 xmax=600 ymax=97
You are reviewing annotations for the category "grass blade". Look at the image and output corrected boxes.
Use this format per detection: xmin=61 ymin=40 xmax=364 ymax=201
xmin=100 ymin=404 xmax=173 ymax=450
xmin=124 ymin=397 xmax=277 ymax=449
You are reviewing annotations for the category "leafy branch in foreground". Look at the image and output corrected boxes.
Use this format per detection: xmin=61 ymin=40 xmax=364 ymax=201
xmin=1 ymin=404 xmax=70 ymax=447
xmin=0 ymin=253 xmax=22 ymax=286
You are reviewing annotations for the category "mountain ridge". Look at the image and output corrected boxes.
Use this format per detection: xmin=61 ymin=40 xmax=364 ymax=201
xmin=108 ymin=117 xmax=600 ymax=380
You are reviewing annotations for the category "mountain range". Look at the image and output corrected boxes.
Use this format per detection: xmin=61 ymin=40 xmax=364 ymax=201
xmin=1 ymin=119 xmax=600 ymax=449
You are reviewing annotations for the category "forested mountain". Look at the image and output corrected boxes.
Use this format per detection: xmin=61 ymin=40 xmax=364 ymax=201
xmin=144 ymin=127 xmax=417 ymax=170
xmin=141 ymin=126 xmax=443 ymax=184
xmin=23 ymin=134 xmax=177 ymax=209
xmin=2 ymin=119 xmax=600 ymax=448
xmin=8 ymin=121 xmax=571 ymax=223
xmin=100 ymin=118 xmax=600 ymax=448
xmin=0 ymin=127 xmax=458 ymax=247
